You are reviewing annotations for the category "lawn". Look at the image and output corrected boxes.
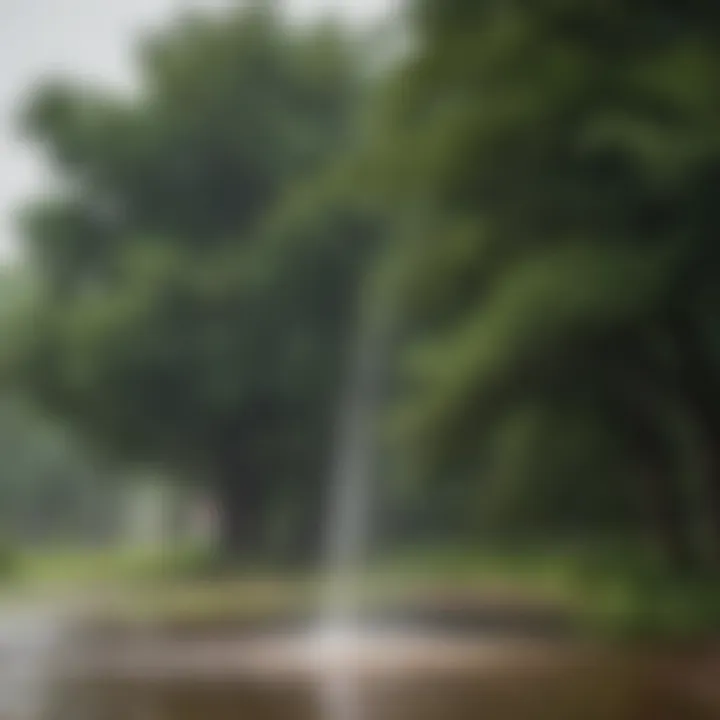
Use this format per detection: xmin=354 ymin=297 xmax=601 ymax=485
xmin=0 ymin=543 xmax=717 ymax=640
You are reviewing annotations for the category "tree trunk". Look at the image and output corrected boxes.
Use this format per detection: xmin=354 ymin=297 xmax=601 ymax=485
xmin=288 ymin=495 xmax=325 ymax=568
xmin=678 ymin=414 xmax=720 ymax=569
xmin=702 ymin=452 xmax=720 ymax=567
xmin=216 ymin=471 xmax=267 ymax=562
xmin=667 ymin=314 xmax=720 ymax=567
xmin=636 ymin=458 xmax=696 ymax=573
xmin=621 ymin=380 xmax=698 ymax=573
xmin=267 ymin=477 xmax=326 ymax=569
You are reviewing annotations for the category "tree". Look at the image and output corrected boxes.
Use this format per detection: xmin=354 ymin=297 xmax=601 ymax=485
xmin=10 ymin=6 xmax=377 ymax=561
xmin=0 ymin=394 xmax=123 ymax=545
xmin=379 ymin=0 xmax=720 ymax=570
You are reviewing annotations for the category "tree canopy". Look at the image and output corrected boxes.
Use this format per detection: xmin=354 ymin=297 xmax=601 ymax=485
xmin=377 ymin=0 xmax=720 ymax=569
xmin=4 ymin=0 xmax=720 ymax=578
xmin=10 ymin=6 xmax=379 ymax=561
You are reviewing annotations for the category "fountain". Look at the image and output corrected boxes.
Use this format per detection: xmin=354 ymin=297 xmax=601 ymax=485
xmin=317 ymin=308 xmax=387 ymax=720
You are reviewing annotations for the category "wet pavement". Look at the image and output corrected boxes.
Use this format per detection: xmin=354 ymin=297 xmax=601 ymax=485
xmin=0 ymin=605 xmax=71 ymax=720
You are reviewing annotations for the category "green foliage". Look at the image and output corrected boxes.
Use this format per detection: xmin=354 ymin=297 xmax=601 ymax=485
xmin=0 ymin=539 xmax=18 ymax=581
xmin=4 ymin=0 xmax=720 ymax=631
xmin=377 ymin=0 xmax=720 ymax=573
xmin=0 ymin=392 xmax=118 ymax=545
xmin=9 ymin=6 xmax=379 ymax=560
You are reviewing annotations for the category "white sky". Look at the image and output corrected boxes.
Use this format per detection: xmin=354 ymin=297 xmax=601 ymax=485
xmin=0 ymin=0 xmax=395 ymax=264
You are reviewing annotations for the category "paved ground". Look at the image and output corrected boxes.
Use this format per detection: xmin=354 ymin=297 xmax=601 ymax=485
xmin=0 ymin=605 xmax=73 ymax=720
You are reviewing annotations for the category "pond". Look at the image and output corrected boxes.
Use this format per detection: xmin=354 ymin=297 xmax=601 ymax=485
xmin=34 ymin=606 xmax=720 ymax=720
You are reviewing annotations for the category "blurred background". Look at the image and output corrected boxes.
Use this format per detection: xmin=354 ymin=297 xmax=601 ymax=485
xmin=0 ymin=1 xmax=719 ymax=719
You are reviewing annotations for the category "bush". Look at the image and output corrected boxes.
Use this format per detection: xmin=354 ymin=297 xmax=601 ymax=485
xmin=0 ymin=540 xmax=20 ymax=580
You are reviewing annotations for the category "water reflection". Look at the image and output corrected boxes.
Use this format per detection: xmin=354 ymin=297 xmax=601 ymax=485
xmin=34 ymin=618 xmax=720 ymax=720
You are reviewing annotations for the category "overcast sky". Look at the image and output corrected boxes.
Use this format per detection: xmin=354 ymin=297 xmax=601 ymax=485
xmin=0 ymin=0 xmax=394 ymax=263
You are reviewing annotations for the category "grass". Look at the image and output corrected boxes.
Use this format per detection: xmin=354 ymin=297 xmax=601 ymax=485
xmin=0 ymin=542 xmax=717 ymax=641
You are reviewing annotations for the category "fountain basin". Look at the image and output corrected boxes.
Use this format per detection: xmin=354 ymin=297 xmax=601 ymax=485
xmin=54 ymin=627 xmax=718 ymax=720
